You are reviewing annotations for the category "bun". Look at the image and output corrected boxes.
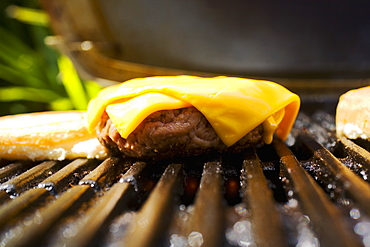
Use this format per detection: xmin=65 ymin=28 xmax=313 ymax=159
xmin=336 ymin=86 xmax=370 ymax=140
xmin=0 ymin=111 xmax=108 ymax=161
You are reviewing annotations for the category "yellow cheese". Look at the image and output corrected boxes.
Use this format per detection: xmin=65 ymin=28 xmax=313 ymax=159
xmin=262 ymin=108 xmax=285 ymax=144
xmin=105 ymin=93 xmax=191 ymax=138
xmin=87 ymin=76 xmax=300 ymax=146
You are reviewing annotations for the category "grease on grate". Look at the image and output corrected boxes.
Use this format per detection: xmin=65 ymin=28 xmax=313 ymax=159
xmin=0 ymin=111 xmax=370 ymax=247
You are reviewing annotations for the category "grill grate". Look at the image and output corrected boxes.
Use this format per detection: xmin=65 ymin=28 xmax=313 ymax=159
xmin=0 ymin=112 xmax=370 ymax=247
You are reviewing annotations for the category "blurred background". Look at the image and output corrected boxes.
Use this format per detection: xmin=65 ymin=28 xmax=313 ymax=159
xmin=0 ymin=0 xmax=102 ymax=116
xmin=2 ymin=0 xmax=369 ymax=118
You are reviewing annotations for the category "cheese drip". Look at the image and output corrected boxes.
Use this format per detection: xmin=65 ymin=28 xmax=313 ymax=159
xmin=87 ymin=76 xmax=300 ymax=146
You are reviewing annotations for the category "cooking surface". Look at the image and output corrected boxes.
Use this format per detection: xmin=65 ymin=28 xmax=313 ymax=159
xmin=3 ymin=2 xmax=370 ymax=246
xmin=0 ymin=111 xmax=370 ymax=247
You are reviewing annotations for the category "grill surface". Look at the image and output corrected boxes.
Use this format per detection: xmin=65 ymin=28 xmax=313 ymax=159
xmin=0 ymin=111 xmax=370 ymax=247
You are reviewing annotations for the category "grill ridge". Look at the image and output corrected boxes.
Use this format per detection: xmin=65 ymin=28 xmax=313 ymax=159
xmin=0 ymin=112 xmax=369 ymax=246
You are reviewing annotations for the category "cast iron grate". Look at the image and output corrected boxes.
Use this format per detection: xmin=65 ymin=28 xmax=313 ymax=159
xmin=0 ymin=111 xmax=370 ymax=247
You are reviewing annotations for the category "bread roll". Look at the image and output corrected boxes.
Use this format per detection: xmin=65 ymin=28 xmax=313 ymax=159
xmin=0 ymin=111 xmax=108 ymax=161
xmin=336 ymin=86 xmax=370 ymax=140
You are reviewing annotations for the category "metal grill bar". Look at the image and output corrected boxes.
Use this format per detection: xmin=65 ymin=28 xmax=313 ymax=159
xmin=0 ymin=161 xmax=35 ymax=184
xmin=338 ymin=136 xmax=370 ymax=170
xmin=4 ymin=183 xmax=94 ymax=247
xmin=120 ymin=163 xmax=183 ymax=247
xmin=299 ymin=134 xmax=370 ymax=217
xmin=182 ymin=161 xmax=225 ymax=247
xmin=78 ymin=157 xmax=129 ymax=189
xmin=64 ymin=161 xmax=146 ymax=247
xmin=0 ymin=159 xmax=98 ymax=232
xmin=38 ymin=158 xmax=99 ymax=193
xmin=1 ymin=157 xmax=121 ymax=247
xmin=0 ymin=112 xmax=369 ymax=246
xmin=242 ymin=149 xmax=287 ymax=247
xmin=0 ymin=160 xmax=67 ymax=202
xmin=274 ymin=138 xmax=362 ymax=247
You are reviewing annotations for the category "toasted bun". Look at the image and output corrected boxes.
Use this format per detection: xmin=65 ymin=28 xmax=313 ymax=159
xmin=0 ymin=111 xmax=108 ymax=161
xmin=336 ymin=86 xmax=370 ymax=140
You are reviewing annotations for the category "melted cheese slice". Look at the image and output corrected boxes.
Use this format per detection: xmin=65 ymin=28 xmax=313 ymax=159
xmin=87 ymin=76 xmax=300 ymax=146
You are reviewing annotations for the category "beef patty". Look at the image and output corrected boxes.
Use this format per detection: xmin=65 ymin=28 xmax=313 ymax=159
xmin=98 ymin=107 xmax=263 ymax=160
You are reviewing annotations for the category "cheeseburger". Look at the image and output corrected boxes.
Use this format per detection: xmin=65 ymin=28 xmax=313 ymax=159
xmin=87 ymin=76 xmax=300 ymax=160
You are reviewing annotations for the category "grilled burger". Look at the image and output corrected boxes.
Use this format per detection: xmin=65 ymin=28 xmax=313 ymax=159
xmin=87 ymin=76 xmax=300 ymax=160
